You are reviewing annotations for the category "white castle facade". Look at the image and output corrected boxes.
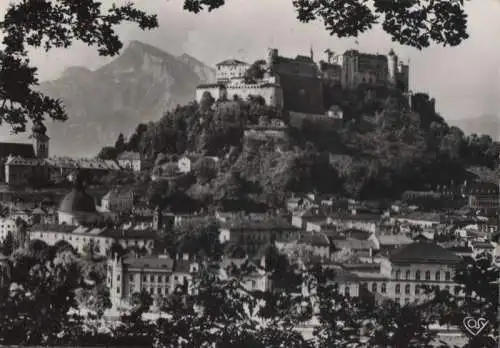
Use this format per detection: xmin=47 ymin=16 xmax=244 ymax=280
xmin=195 ymin=48 xmax=410 ymax=113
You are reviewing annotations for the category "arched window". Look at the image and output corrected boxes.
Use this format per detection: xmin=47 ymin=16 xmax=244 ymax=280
xmin=371 ymin=283 xmax=378 ymax=293
xmin=395 ymin=270 xmax=401 ymax=280
xmin=381 ymin=283 xmax=387 ymax=294
xmin=425 ymin=271 xmax=431 ymax=281
xmin=345 ymin=286 xmax=350 ymax=297
xmin=415 ymin=270 xmax=421 ymax=281
xmin=405 ymin=284 xmax=410 ymax=294
xmin=415 ymin=285 xmax=420 ymax=295
xmin=405 ymin=270 xmax=411 ymax=280
xmin=435 ymin=271 xmax=441 ymax=281
xmin=395 ymin=284 xmax=401 ymax=294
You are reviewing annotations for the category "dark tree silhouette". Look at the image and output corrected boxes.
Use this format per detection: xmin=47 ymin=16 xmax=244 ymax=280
xmin=184 ymin=0 xmax=469 ymax=49
xmin=0 ymin=1 xmax=157 ymax=132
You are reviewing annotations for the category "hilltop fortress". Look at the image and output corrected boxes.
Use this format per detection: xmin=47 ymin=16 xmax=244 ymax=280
xmin=196 ymin=48 xmax=410 ymax=117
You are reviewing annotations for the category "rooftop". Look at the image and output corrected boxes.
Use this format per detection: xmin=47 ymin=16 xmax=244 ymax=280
xmin=0 ymin=142 xmax=35 ymax=159
xmin=124 ymin=256 xmax=174 ymax=270
xmin=377 ymin=234 xmax=413 ymax=246
xmin=117 ymin=151 xmax=141 ymax=161
xmin=390 ymin=242 xmax=461 ymax=264
xmin=216 ymin=59 xmax=248 ymax=67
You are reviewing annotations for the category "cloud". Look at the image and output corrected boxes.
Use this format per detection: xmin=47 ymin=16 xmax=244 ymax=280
xmin=1 ymin=0 xmax=500 ymax=143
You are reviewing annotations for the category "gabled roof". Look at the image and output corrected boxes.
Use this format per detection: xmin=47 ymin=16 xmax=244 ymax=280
xmin=124 ymin=256 xmax=174 ymax=270
xmin=216 ymin=59 xmax=248 ymax=67
xmin=117 ymin=151 xmax=141 ymax=161
xmin=377 ymin=234 xmax=413 ymax=246
xmin=471 ymin=241 xmax=495 ymax=249
xmin=0 ymin=142 xmax=35 ymax=158
xmin=6 ymin=156 xmax=45 ymax=166
xmin=332 ymin=238 xmax=375 ymax=250
xmin=389 ymin=242 xmax=461 ymax=264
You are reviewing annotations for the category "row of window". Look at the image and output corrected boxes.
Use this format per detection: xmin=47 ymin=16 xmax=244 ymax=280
xmin=128 ymin=274 xmax=184 ymax=283
xmin=394 ymin=269 xmax=451 ymax=281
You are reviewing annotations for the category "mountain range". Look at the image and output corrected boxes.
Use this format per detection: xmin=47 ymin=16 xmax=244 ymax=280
xmin=37 ymin=40 xmax=215 ymax=157
xmin=448 ymin=114 xmax=500 ymax=140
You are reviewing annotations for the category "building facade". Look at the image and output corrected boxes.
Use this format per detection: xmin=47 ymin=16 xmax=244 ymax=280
xmin=354 ymin=243 xmax=462 ymax=306
xmin=341 ymin=49 xmax=409 ymax=91
xmin=117 ymin=152 xmax=142 ymax=172
xmin=106 ymin=254 xmax=198 ymax=307
xmin=195 ymin=80 xmax=284 ymax=111
xmin=101 ymin=188 xmax=134 ymax=214
xmin=215 ymin=59 xmax=249 ymax=82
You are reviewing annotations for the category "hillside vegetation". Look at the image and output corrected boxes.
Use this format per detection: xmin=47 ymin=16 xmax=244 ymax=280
xmin=98 ymin=85 xmax=499 ymax=210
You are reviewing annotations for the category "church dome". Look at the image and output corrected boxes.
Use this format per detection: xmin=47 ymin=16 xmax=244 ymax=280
xmin=58 ymin=188 xmax=96 ymax=214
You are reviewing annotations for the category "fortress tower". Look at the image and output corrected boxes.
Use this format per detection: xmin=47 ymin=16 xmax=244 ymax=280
xmin=267 ymin=48 xmax=279 ymax=75
xmin=388 ymin=49 xmax=398 ymax=85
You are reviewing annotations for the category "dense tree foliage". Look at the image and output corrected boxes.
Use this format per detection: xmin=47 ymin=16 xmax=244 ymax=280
xmin=184 ymin=0 xmax=470 ymax=49
xmin=424 ymin=253 xmax=498 ymax=346
xmin=103 ymin=86 xmax=499 ymax=209
xmin=244 ymin=59 xmax=267 ymax=83
xmin=4 ymin=242 xmax=486 ymax=347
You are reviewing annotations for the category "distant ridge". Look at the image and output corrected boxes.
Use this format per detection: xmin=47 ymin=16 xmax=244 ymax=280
xmin=37 ymin=40 xmax=215 ymax=157
xmin=448 ymin=114 xmax=500 ymax=140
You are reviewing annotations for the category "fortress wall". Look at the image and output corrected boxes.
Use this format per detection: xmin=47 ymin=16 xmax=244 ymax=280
xmin=278 ymin=74 xmax=324 ymax=114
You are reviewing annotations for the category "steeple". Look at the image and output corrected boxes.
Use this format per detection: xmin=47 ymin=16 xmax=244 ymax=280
xmin=310 ymin=44 xmax=314 ymax=61
xmin=31 ymin=121 xmax=49 ymax=159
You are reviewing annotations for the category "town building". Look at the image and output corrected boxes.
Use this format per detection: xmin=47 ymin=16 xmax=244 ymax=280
xmin=327 ymin=105 xmax=344 ymax=119
xmin=101 ymin=188 xmax=134 ymax=214
xmin=387 ymin=242 xmax=461 ymax=305
xmin=219 ymin=257 xmax=272 ymax=292
xmin=177 ymin=155 xmax=193 ymax=174
xmin=106 ymin=254 xmax=198 ymax=307
xmin=462 ymin=180 xmax=499 ymax=216
xmin=275 ymin=231 xmax=331 ymax=261
xmin=117 ymin=151 xmax=142 ymax=172
xmin=3 ymin=121 xmax=50 ymax=185
xmin=391 ymin=212 xmax=441 ymax=229
xmin=219 ymin=217 xmax=302 ymax=256
xmin=0 ymin=217 xmax=18 ymax=242
xmin=29 ymin=223 xmax=156 ymax=256
xmin=5 ymin=156 xmax=49 ymax=186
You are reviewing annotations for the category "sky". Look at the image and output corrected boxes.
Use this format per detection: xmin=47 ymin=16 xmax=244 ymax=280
xmin=1 ymin=0 xmax=500 ymax=142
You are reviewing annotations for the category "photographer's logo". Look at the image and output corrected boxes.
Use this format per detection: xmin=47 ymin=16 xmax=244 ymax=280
xmin=462 ymin=316 xmax=489 ymax=336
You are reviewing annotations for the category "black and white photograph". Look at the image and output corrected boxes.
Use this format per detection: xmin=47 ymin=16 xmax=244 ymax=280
xmin=0 ymin=0 xmax=499 ymax=347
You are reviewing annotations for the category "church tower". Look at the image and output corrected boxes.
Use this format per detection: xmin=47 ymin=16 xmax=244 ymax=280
xmin=32 ymin=121 xmax=49 ymax=159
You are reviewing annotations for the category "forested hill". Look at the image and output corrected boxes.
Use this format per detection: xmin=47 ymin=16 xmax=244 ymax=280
xmin=98 ymin=85 xmax=500 ymax=208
